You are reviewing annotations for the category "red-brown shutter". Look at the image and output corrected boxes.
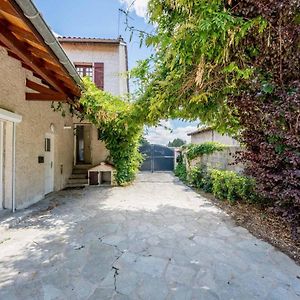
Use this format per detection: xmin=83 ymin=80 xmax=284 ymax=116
xmin=94 ymin=63 xmax=104 ymax=90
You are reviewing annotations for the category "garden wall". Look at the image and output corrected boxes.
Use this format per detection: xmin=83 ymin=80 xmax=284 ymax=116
xmin=185 ymin=146 xmax=244 ymax=173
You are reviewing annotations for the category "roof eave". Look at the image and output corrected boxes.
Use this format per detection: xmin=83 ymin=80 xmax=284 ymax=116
xmin=14 ymin=0 xmax=84 ymax=92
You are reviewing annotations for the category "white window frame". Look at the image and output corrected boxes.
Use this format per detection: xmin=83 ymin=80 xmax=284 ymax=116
xmin=0 ymin=108 xmax=22 ymax=212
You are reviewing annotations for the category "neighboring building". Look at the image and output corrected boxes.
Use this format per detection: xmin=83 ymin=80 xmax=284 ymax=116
xmin=0 ymin=0 xmax=82 ymax=210
xmin=187 ymin=127 xmax=239 ymax=146
xmin=59 ymin=37 xmax=129 ymax=167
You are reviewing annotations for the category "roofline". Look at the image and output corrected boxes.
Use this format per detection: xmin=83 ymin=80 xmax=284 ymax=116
xmin=58 ymin=37 xmax=127 ymax=46
xmin=187 ymin=127 xmax=213 ymax=136
xmin=14 ymin=0 xmax=83 ymax=90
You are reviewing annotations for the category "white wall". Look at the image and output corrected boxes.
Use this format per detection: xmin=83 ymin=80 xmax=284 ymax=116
xmin=60 ymin=42 xmax=128 ymax=96
xmin=191 ymin=130 xmax=239 ymax=146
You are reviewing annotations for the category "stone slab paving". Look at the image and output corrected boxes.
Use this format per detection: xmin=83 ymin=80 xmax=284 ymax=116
xmin=0 ymin=172 xmax=299 ymax=300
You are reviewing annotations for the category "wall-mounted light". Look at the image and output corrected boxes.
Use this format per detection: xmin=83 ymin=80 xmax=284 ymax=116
xmin=64 ymin=125 xmax=72 ymax=130
xmin=50 ymin=123 xmax=55 ymax=133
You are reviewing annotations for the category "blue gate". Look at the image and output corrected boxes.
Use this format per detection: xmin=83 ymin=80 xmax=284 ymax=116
xmin=140 ymin=144 xmax=175 ymax=172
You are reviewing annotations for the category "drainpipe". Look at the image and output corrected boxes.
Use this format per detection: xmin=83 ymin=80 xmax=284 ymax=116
xmin=14 ymin=0 xmax=83 ymax=89
xmin=12 ymin=123 xmax=16 ymax=212
xmin=0 ymin=122 xmax=3 ymax=209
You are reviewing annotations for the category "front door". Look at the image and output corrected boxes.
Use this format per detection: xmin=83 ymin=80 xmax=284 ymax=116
xmin=44 ymin=133 xmax=54 ymax=194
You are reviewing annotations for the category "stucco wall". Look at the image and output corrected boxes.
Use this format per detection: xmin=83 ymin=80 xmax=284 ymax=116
xmin=191 ymin=130 xmax=239 ymax=146
xmin=60 ymin=42 xmax=128 ymax=96
xmin=90 ymin=126 xmax=109 ymax=165
xmin=0 ymin=46 xmax=74 ymax=209
xmin=73 ymin=120 xmax=109 ymax=167
xmin=186 ymin=146 xmax=244 ymax=174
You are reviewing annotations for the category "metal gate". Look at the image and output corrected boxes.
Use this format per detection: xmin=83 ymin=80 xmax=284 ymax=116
xmin=140 ymin=144 xmax=175 ymax=172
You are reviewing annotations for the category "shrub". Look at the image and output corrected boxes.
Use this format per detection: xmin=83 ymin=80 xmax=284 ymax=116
xmin=210 ymin=169 xmax=256 ymax=204
xmin=188 ymin=165 xmax=213 ymax=192
xmin=186 ymin=142 xmax=226 ymax=161
xmin=174 ymin=155 xmax=187 ymax=181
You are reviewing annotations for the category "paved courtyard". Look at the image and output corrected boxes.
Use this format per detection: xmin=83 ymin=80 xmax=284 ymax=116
xmin=0 ymin=172 xmax=299 ymax=300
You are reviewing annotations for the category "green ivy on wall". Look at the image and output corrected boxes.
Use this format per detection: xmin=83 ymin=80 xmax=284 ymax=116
xmin=78 ymin=77 xmax=144 ymax=185
xmin=185 ymin=142 xmax=226 ymax=161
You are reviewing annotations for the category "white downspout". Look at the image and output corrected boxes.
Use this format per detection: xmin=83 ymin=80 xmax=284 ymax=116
xmin=12 ymin=122 xmax=16 ymax=212
xmin=0 ymin=122 xmax=3 ymax=209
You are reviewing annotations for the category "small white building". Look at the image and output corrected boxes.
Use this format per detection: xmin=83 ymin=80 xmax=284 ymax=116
xmin=187 ymin=127 xmax=239 ymax=146
xmin=59 ymin=37 xmax=129 ymax=167
xmin=59 ymin=36 xmax=129 ymax=97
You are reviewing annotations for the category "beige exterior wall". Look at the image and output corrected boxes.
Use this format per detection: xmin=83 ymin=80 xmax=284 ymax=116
xmin=0 ymin=47 xmax=74 ymax=209
xmin=90 ymin=126 xmax=109 ymax=165
xmin=191 ymin=130 xmax=239 ymax=146
xmin=60 ymin=42 xmax=128 ymax=96
xmin=186 ymin=146 xmax=244 ymax=174
xmin=73 ymin=121 xmax=109 ymax=166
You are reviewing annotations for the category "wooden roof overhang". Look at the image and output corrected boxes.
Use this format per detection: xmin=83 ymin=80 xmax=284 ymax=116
xmin=0 ymin=0 xmax=82 ymax=102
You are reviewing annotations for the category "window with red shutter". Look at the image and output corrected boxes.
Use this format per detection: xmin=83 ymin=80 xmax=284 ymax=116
xmin=75 ymin=64 xmax=93 ymax=81
xmin=94 ymin=63 xmax=104 ymax=90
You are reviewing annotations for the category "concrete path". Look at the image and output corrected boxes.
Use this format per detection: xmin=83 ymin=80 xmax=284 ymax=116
xmin=0 ymin=172 xmax=299 ymax=300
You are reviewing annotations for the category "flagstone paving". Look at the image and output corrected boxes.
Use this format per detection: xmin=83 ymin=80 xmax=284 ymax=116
xmin=0 ymin=172 xmax=299 ymax=299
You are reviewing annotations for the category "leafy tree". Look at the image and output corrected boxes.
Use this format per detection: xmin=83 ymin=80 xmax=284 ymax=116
xmin=131 ymin=0 xmax=300 ymax=237
xmin=168 ymin=138 xmax=186 ymax=147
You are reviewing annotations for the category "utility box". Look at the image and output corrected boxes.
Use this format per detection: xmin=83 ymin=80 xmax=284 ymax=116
xmin=88 ymin=162 xmax=117 ymax=186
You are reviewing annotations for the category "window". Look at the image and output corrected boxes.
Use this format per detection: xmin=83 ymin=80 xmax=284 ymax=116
xmin=75 ymin=64 xmax=93 ymax=81
xmin=45 ymin=138 xmax=51 ymax=152
xmin=75 ymin=62 xmax=104 ymax=90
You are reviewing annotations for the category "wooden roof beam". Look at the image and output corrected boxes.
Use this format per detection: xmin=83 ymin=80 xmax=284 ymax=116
xmin=9 ymin=23 xmax=38 ymax=44
xmin=26 ymin=79 xmax=68 ymax=101
xmin=26 ymin=79 xmax=57 ymax=94
xmin=0 ymin=1 xmax=19 ymax=18
xmin=26 ymin=92 xmax=68 ymax=101
xmin=0 ymin=22 xmax=67 ymax=95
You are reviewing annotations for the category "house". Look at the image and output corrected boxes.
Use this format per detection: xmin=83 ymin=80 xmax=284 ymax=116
xmin=58 ymin=37 xmax=129 ymax=168
xmin=0 ymin=0 xmax=82 ymax=210
xmin=187 ymin=127 xmax=239 ymax=146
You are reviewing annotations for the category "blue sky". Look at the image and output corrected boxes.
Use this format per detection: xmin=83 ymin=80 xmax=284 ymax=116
xmin=33 ymin=0 xmax=153 ymax=69
xmin=33 ymin=0 xmax=199 ymax=145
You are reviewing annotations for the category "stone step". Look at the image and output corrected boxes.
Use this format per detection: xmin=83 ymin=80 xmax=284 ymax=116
xmin=70 ymin=173 xmax=87 ymax=179
xmin=65 ymin=183 xmax=88 ymax=189
xmin=74 ymin=164 xmax=92 ymax=170
xmin=68 ymin=178 xmax=88 ymax=185
xmin=72 ymin=168 xmax=89 ymax=175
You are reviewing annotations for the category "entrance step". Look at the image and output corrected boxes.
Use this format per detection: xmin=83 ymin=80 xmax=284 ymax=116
xmin=69 ymin=173 xmax=87 ymax=179
xmin=72 ymin=169 xmax=88 ymax=175
xmin=65 ymin=182 xmax=88 ymax=189
xmin=74 ymin=164 xmax=92 ymax=169
xmin=66 ymin=164 xmax=91 ymax=188
xmin=67 ymin=178 xmax=88 ymax=185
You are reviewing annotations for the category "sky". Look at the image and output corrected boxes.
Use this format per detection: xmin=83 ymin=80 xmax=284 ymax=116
xmin=33 ymin=0 xmax=199 ymax=145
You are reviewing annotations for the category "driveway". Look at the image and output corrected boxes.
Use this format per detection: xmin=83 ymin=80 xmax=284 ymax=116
xmin=0 ymin=172 xmax=299 ymax=300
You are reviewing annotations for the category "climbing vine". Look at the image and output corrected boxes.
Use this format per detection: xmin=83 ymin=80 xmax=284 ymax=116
xmin=78 ymin=77 xmax=143 ymax=185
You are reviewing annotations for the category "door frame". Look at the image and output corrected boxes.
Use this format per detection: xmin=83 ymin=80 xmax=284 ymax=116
xmin=0 ymin=108 xmax=22 ymax=211
xmin=44 ymin=133 xmax=54 ymax=195
xmin=74 ymin=123 xmax=92 ymax=165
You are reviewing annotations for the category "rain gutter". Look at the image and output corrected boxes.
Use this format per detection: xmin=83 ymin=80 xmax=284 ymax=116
xmin=14 ymin=0 xmax=84 ymax=90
